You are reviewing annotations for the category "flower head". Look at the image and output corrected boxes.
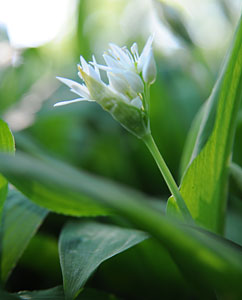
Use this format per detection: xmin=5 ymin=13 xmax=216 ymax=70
xmin=55 ymin=36 xmax=156 ymax=138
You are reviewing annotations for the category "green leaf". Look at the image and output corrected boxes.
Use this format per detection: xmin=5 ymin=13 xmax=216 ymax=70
xmin=0 ymin=119 xmax=15 ymax=221
xmin=1 ymin=153 xmax=242 ymax=294
xmin=0 ymin=153 xmax=109 ymax=217
xmin=0 ymin=286 xmax=118 ymax=300
xmin=0 ymin=189 xmax=48 ymax=282
xmin=230 ymin=162 xmax=242 ymax=192
xmin=16 ymin=286 xmax=64 ymax=300
xmin=225 ymin=196 xmax=242 ymax=246
xmin=167 ymin=16 xmax=242 ymax=233
xmin=0 ymin=120 xmax=15 ymax=153
xmin=59 ymin=221 xmax=147 ymax=300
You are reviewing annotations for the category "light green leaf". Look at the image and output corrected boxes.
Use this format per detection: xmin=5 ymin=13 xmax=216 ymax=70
xmin=167 ymin=16 xmax=242 ymax=233
xmin=59 ymin=221 xmax=147 ymax=300
xmin=0 ymin=189 xmax=48 ymax=282
xmin=1 ymin=153 xmax=242 ymax=294
xmin=0 ymin=119 xmax=15 ymax=221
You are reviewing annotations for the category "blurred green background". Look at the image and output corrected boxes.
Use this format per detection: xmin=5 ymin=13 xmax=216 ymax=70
xmin=0 ymin=0 xmax=242 ymax=298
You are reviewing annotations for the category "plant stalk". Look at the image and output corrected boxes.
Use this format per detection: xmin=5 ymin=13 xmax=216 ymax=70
xmin=143 ymin=133 xmax=193 ymax=224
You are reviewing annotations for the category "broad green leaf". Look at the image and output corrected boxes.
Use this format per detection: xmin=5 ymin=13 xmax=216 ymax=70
xmin=0 ymin=189 xmax=48 ymax=282
xmin=167 ymin=16 xmax=242 ymax=233
xmin=1 ymin=153 xmax=242 ymax=294
xmin=59 ymin=221 xmax=147 ymax=300
xmin=0 ymin=119 xmax=15 ymax=220
xmin=0 ymin=152 xmax=109 ymax=217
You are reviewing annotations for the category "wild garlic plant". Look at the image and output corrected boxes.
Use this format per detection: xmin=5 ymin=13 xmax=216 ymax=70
xmin=55 ymin=36 xmax=192 ymax=222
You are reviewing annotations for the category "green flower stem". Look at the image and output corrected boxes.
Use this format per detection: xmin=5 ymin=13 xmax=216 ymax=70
xmin=143 ymin=133 xmax=193 ymax=224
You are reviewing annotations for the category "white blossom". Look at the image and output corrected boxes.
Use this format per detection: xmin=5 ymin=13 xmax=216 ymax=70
xmin=54 ymin=36 xmax=157 ymax=138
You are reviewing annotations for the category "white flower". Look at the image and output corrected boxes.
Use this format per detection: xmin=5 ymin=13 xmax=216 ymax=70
xmin=54 ymin=36 xmax=156 ymax=138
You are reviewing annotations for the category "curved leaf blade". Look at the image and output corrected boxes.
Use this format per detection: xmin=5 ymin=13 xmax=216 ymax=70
xmin=59 ymin=221 xmax=147 ymax=300
xmin=0 ymin=189 xmax=48 ymax=282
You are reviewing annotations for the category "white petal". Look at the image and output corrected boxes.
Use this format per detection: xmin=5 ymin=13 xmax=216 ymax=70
xmin=91 ymin=62 xmax=113 ymax=72
xmin=54 ymin=98 xmax=90 ymax=107
xmin=109 ymin=43 xmax=133 ymax=68
xmin=142 ymin=48 xmax=157 ymax=84
xmin=70 ymin=85 xmax=90 ymax=98
xmin=57 ymin=76 xmax=90 ymax=98
xmin=56 ymin=77 xmax=78 ymax=88
xmin=107 ymin=72 xmax=129 ymax=94
xmin=88 ymin=64 xmax=101 ymax=82
xmin=122 ymin=71 xmax=144 ymax=93
xmin=103 ymin=54 xmax=122 ymax=69
xmin=92 ymin=55 xmax=101 ymax=80
xmin=131 ymin=96 xmax=143 ymax=109
xmin=137 ymin=35 xmax=154 ymax=72
xmin=131 ymin=42 xmax=139 ymax=61
xmin=122 ymin=47 xmax=134 ymax=63
xmin=80 ymin=56 xmax=89 ymax=73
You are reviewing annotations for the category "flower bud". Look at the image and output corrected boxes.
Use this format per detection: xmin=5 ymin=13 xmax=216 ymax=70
xmin=142 ymin=49 xmax=157 ymax=84
xmin=80 ymin=69 xmax=149 ymax=138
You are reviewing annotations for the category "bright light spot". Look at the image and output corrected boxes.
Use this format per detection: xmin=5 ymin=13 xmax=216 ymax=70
xmin=0 ymin=0 xmax=76 ymax=48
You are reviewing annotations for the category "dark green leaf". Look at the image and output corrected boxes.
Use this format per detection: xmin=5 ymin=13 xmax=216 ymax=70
xmin=59 ymin=221 xmax=147 ymax=300
xmin=0 ymin=189 xmax=48 ymax=282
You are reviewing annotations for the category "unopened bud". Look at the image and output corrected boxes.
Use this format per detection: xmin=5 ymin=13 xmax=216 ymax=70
xmin=142 ymin=49 xmax=157 ymax=84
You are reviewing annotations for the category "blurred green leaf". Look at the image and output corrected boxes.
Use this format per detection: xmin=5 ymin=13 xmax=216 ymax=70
xmin=16 ymin=286 xmax=64 ymax=300
xmin=225 ymin=196 xmax=242 ymax=247
xmin=0 ymin=286 xmax=118 ymax=300
xmin=0 ymin=150 xmax=109 ymax=217
xmin=153 ymin=0 xmax=193 ymax=45
xmin=1 ymin=153 xmax=242 ymax=295
xmin=0 ymin=189 xmax=48 ymax=282
xmin=167 ymin=15 xmax=242 ymax=233
xmin=59 ymin=221 xmax=147 ymax=300
xmin=19 ymin=233 xmax=61 ymax=281
xmin=230 ymin=162 xmax=242 ymax=192
xmin=0 ymin=119 xmax=15 ymax=221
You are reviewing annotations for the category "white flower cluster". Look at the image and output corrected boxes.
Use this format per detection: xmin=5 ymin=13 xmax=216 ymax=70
xmin=54 ymin=36 xmax=156 ymax=111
